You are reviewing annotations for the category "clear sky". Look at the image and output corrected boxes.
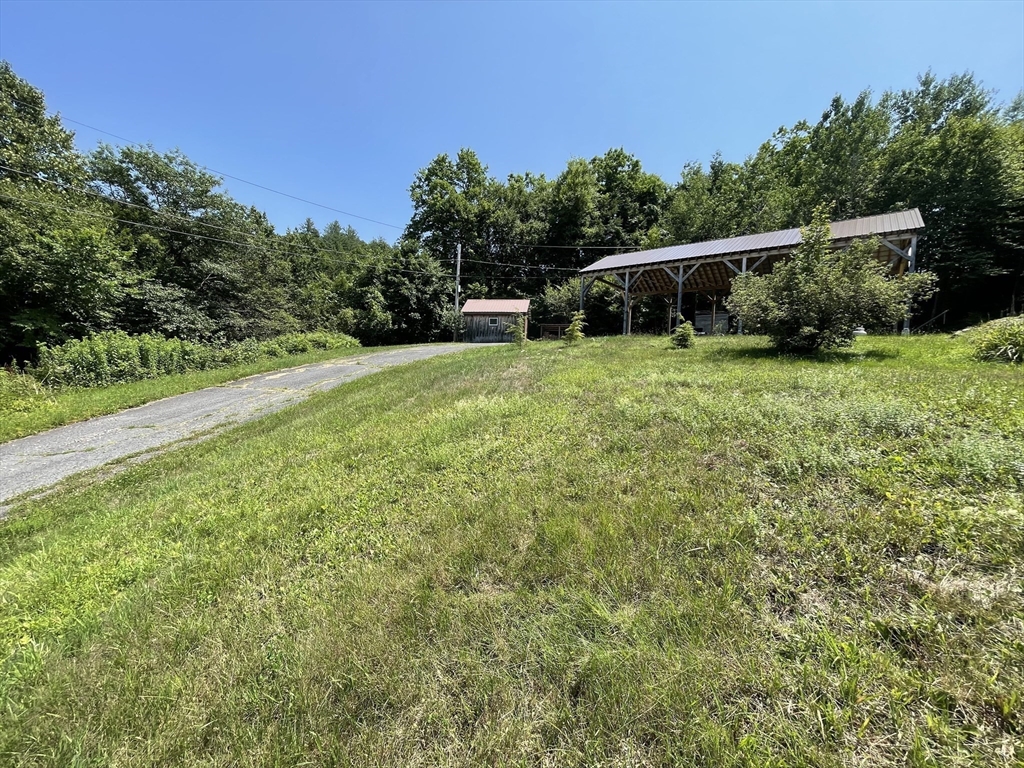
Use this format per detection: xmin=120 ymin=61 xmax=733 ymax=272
xmin=2 ymin=1 xmax=1022 ymax=242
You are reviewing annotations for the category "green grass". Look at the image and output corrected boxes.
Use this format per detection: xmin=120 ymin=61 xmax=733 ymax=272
xmin=0 ymin=346 xmax=389 ymax=445
xmin=1 ymin=335 xmax=1021 ymax=766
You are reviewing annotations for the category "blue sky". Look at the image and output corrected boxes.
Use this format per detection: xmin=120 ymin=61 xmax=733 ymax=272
xmin=2 ymin=1 xmax=1022 ymax=242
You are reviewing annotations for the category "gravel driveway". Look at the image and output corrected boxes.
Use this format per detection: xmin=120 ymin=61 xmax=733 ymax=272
xmin=0 ymin=344 xmax=487 ymax=508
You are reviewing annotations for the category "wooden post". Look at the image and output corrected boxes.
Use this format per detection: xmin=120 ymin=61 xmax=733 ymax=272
xmin=711 ymin=291 xmax=717 ymax=335
xmin=676 ymin=263 xmax=684 ymax=330
xmin=737 ymin=256 xmax=747 ymax=335
xmin=902 ymin=235 xmax=918 ymax=336
xmin=622 ymin=270 xmax=630 ymax=335
xmin=453 ymin=243 xmax=461 ymax=342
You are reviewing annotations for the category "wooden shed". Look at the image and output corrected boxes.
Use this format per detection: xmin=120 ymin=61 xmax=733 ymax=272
xmin=461 ymin=299 xmax=530 ymax=343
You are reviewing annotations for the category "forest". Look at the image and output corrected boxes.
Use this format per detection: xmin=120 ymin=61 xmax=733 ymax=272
xmin=2 ymin=60 xmax=1022 ymax=362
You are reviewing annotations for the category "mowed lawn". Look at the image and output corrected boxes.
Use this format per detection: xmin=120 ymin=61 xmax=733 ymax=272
xmin=0 ymin=336 xmax=1021 ymax=767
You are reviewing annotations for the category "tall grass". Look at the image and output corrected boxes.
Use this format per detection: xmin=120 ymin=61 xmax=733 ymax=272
xmin=961 ymin=316 xmax=1024 ymax=363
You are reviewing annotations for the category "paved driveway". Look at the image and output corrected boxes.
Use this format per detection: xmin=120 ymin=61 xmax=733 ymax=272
xmin=0 ymin=344 xmax=486 ymax=508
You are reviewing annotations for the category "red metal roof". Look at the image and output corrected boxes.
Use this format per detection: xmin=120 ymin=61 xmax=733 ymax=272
xmin=579 ymin=209 xmax=924 ymax=274
xmin=461 ymin=298 xmax=531 ymax=314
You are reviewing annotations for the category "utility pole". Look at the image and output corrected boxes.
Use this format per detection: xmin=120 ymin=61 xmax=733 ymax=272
xmin=453 ymin=243 xmax=461 ymax=342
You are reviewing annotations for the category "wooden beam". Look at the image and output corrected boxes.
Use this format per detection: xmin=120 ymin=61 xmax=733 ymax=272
xmin=879 ymin=238 xmax=909 ymax=261
xmin=901 ymin=234 xmax=919 ymax=335
xmin=675 ymin=264 xmax=683 ymax=330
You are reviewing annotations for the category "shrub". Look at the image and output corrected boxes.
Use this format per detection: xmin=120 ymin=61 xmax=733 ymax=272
xmin=670 ymin=321 xmax=696 ymax=349
xmin=726 ymin=204 xmax=937 ymax=353
xmin=962 ymin=316 xmax=1024 ymax=363
xmin=563 ymin=311 xmax=586 ymax=346
xmin=507 ymin=316 xmax=528 ymax=348
xmin=34 ymin=331 xmax=360 ymax=388
xmin=276 ymin=333 xmax=313 ymax=355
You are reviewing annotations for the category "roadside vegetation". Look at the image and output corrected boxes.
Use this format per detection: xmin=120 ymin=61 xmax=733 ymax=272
xmin=0 ymin=332 xmax=361 ymax=444
xmin=33 ymin=330 xmax=359 ymax=388
xmin=1 ymin=335 xmax=1020 ymax=766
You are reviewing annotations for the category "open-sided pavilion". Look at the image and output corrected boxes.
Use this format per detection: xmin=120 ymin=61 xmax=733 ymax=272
xmin=578 ymin=209 xmax=924 ymax=335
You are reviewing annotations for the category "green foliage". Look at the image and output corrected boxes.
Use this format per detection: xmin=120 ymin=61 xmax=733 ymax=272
xmin=535 ymin=277 xmax=623 ymax=337
xmin=0 ymin=62 xmax=451 ymax=363
xmin=670 ymin=320 xmax=696 ymax=348
xmin=34 ymin=331 xmax=359 ymax=388
xmin=0 ymin=368 xmax=52 ymax=416
xmin=727 ymin=205 xmax=938 ymax=352
xmin=4 ymin=61 xmax=1023 ymax=364
xmin=563 ymin=311 xmax=586 ymax=345
xmin=961 ymin=316 xmax=1024 ymax=363
xmin=346 ymin=241 xmax=452 ymax=346
xmin=507 ymin=315 xmax=527 ymax=347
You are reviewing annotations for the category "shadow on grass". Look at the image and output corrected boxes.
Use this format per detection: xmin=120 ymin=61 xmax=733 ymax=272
xmin=706 ymin=344 xmax=900 ymax=364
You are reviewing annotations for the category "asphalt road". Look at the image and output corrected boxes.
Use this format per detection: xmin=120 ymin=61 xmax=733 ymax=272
xmin=0 ymin=344 xmax=483 ymax=508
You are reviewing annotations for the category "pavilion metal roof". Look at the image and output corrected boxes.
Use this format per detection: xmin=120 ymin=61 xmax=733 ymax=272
xmin=579 ymin=209 xmax=924 ymax=274
xmin=460 ymin=298 xmax=531 ymax=314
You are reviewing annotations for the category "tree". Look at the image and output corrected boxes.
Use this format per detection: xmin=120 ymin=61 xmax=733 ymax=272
xmin=534 ymin=277 xmax=622 ymax=337
xmin=1 ymin=61 xmax=134 ymax=356
xmin=726 ymin=205 xmax=937 ymax=352
xmin=563 ymin=311 xmax=586 ymax=345
xmin=873 ymin=73 xmax=1010 ymax=323
xmin=347 ymin=240 xmax=451 ymax=345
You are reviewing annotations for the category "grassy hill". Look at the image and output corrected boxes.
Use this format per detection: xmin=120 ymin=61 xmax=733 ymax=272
xmin=1 ymin=336 xmax=1021 ymax=766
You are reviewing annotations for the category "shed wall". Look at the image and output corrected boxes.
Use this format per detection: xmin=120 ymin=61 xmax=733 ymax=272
xmin=463 ymin=313 xmax=520 ymax=342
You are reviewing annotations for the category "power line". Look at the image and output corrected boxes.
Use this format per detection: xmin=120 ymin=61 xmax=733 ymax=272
xmin=10 ymin=95 xmax=404 ymax=230
xmin=0 ymin=165 xmax=595 ymax=277
xmin=2 ymin=190 xmax=582 ymax=288
xmin=0 ymin=192 xmax=449 ymax=279
xmin=8 ymin=96 xmax=646 ymax=268
xmin=0 ymin=162 xmax=417 ymax=275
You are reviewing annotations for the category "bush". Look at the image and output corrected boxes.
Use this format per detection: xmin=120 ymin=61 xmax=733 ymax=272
xmin=670 ymin=321 xmax=696 ymax=349
xmin=34 ymin=331 xmax=360 ymax=388
xmin=726 ymin=204 xmax=937 ymax=353
xmin=961 ymin=316 xmax=1024 ymax=363
xmin=507 ymin=316 xmax=528 ymax=348
xmin=563 ymin=311 xmax=586 ymax=346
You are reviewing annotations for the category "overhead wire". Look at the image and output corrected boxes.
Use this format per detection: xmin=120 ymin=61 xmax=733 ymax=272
xmin=0 ymin=188 xmax=599 ymax=288
xmin=8 ymin=95 xmax=404 ymax=231
xmin=7 ymin=95 xmax=645 ymax=271
xmin=2 ymin=165 xmax=628 ymax=279
xmin=0 ymin=191 xmax=449 ymax=279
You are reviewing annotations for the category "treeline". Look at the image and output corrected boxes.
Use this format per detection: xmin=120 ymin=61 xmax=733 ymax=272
xmin=408 ymin=74 xmax=1023 ymax=330
xmin=0 ymin=62 xmax=453 ymax=363
xmin=2 ymin=61 xmax=1022 ymax=363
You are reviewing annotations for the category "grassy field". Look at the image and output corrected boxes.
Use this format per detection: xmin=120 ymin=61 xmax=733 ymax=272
xmin=0 ymin=345 xmax=386 ymax=445
xmin=0 ymin=335 xmax=1021 ymax=766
